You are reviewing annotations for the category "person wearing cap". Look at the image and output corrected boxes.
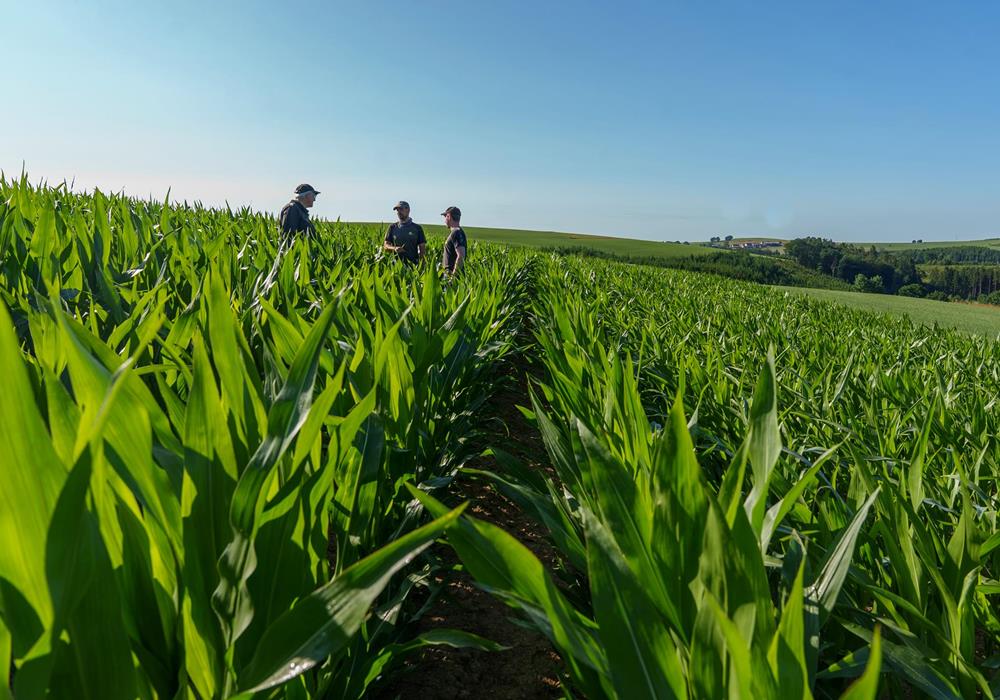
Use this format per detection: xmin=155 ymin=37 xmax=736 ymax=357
xmin=441 ymin=206 xmax=467 ymax=277
xmin=383 ymin=201 xmax=426 ymax=265
xmin=280 ymin=184 xmax=319 ymax=237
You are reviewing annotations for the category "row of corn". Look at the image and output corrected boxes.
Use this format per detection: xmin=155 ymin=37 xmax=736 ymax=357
xmin=434 ymin=254 xmax=998 ymax=698
xmin=0 ymin=176 xmax=533 ymax=698
xmin=3 ymin=175 xmax=998 ymax=698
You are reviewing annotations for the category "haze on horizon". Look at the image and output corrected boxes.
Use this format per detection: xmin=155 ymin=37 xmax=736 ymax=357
xmin=3 ymin=1 xmax=998 ymax=244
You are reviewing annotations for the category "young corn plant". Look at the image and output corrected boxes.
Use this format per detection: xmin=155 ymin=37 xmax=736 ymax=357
xmin=422 ymin=350 xmax=883 ymax=699
xmin=529 ymin=253 xmax=1000 ymax=697
xmin=0 ymin=178 xmax=528 ymax=698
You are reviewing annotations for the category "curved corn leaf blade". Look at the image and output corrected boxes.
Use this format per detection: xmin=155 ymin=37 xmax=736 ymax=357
xmin=237 ymin=505 xmax=465 ymax=694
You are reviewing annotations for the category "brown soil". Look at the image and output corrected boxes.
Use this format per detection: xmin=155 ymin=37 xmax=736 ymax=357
xmin=375 ymin=361 xmax=569 ymax=699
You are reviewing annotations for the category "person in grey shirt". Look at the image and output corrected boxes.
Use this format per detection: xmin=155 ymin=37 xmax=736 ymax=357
xmin=440 ymin=206 xmax=467 ymax=276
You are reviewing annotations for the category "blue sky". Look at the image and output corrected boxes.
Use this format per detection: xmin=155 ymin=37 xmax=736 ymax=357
xmin=3 ymin=1 xmax=998 ymax=242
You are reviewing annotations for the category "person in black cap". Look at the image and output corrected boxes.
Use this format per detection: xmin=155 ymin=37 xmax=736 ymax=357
xmin=441 ymin=206 xmax=467 ymax=277
xmin=383 ymin=201 xmax=426 ymax=265
xmin=280 ymin=184 xmax=319 ymax=237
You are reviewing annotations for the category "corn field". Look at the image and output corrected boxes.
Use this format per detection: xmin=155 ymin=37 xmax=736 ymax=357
xmin=0 ymin=175 xmax=998 ymax=699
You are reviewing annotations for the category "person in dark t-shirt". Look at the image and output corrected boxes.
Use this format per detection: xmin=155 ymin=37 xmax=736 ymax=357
xmin=279 ymin=184 xmax=319 ymax=237
xmin=440 ymin=206 xmax=467 ymax=276
xmin=383 ymin=201 xmax=426 ymax=264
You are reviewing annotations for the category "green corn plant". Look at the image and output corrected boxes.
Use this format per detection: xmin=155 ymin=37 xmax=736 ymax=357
xmin=421 ymin=352 xmax=884 ymax=698
xmin=0 ymin=177 xmax=530 ymax=698
xmin=0 ymin=292 xmax=477 ymax=698
xmin=3 ymin=173 xmax=999 ymax=698
xmin=514 ymin=253 xmax=1000 ymax=697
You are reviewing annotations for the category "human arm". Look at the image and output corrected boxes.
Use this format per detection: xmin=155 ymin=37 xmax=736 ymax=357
xmin=383 ymin=226 xmax=401 ymax=252
xmin=452 ymin=245 xmax=466 ymax=274
xmin=416 ymin=226 xmax=427 ymax=260
xmin=449 ymin=230 xmax=467 ymax=275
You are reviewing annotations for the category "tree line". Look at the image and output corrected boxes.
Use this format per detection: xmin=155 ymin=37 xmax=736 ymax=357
xmin=784 ymin=237 xmax=1000 ymax=303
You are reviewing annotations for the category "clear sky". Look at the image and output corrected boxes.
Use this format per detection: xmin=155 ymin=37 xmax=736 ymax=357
xmin=3 ymin=1 xmax=998 ymax=242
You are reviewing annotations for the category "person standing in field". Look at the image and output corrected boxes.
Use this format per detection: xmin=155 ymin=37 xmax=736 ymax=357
xmin=279 ymin=184 xmax=319 ymax=237
xmin=441 ymin=206 xmax=467 ymax=277
xmin=383 ymin=201 xmax=426 ymax=265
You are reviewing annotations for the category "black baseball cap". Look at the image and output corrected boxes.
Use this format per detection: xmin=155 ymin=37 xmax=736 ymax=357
xmin=295 ymin=184 xmax=320 ymax=195
xmin=392 ymin=200 xmax=410 ymax=210
xmin=441 ymin=206 xmax=461 ymax=220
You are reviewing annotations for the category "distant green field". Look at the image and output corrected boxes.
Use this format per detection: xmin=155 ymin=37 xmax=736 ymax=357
xmin=703 ymin=237 xmax=1000 ymax=251
xmin=778 ymin=286 xmax=1000 ymax=337
xmin=356 ymin=222 xmax=719 ymax=260
xmin=872 ymin=238 xmax=1000 ymax=251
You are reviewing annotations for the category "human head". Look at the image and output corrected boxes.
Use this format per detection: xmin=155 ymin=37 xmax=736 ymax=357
xmin=295 ymin=183 xmax=319 ymax=208
xmin=393 ymin=200 xmax=411 ymax=221
xmin=441 ymin=206 xmax=461 ymax=228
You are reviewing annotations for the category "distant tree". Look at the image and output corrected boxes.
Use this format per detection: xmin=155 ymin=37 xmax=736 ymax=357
xmin=836 ymin=255 xmax=895 ymax=288
xmin=786 ymin=237 xmax=841 ymax=273
xmin=897 ymin=283 xmax=925 ymax=298
xmin=853 ymin=274 xmax=885 ymax=293
xmin=710 ymin=236 xmax=721 ymax=243
xmin=724 ymin=235 xmax=734 ymax=242
xmin=927 ymin=290 xmax=949 ymax=301
xmin=922 ymin=264 xmax=1000 ymax=298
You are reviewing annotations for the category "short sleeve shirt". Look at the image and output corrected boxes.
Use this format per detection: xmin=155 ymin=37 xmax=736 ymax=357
xmin=443 ymin=227 xmax=467 ymax=272
xmin=385 ymin=220 xmax=426 ymax=264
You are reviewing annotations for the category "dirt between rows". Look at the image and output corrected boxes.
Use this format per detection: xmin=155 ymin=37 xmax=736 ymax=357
xmin=375 ymin=361 xmax=569 ymax=699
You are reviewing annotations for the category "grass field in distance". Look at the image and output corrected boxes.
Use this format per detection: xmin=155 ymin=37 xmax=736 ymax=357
xmin=872 ymin=237 xmax=1000 ymax=251
xmin=779 ymin=285 xmax=1000 ymax=337
xmin=731 ymin=236 xmax=1000 ymax=251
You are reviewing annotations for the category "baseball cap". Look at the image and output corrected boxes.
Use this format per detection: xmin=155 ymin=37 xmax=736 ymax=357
xmin=294 ymin=184 xmax=320 ymax=195
xmin=392 ymin=201 xmax=410 ymax=210
xmin=441 ymin=206 xmax=461 ymax=219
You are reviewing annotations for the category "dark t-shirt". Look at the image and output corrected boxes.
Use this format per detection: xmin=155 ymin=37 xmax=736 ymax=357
xmin=384 ymin=220 xmax=426 ymax=264
xmin=442 ymin=227 xmax=467 ymax=273
xmin=279 ymin=200 xmax=314 ymax=237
